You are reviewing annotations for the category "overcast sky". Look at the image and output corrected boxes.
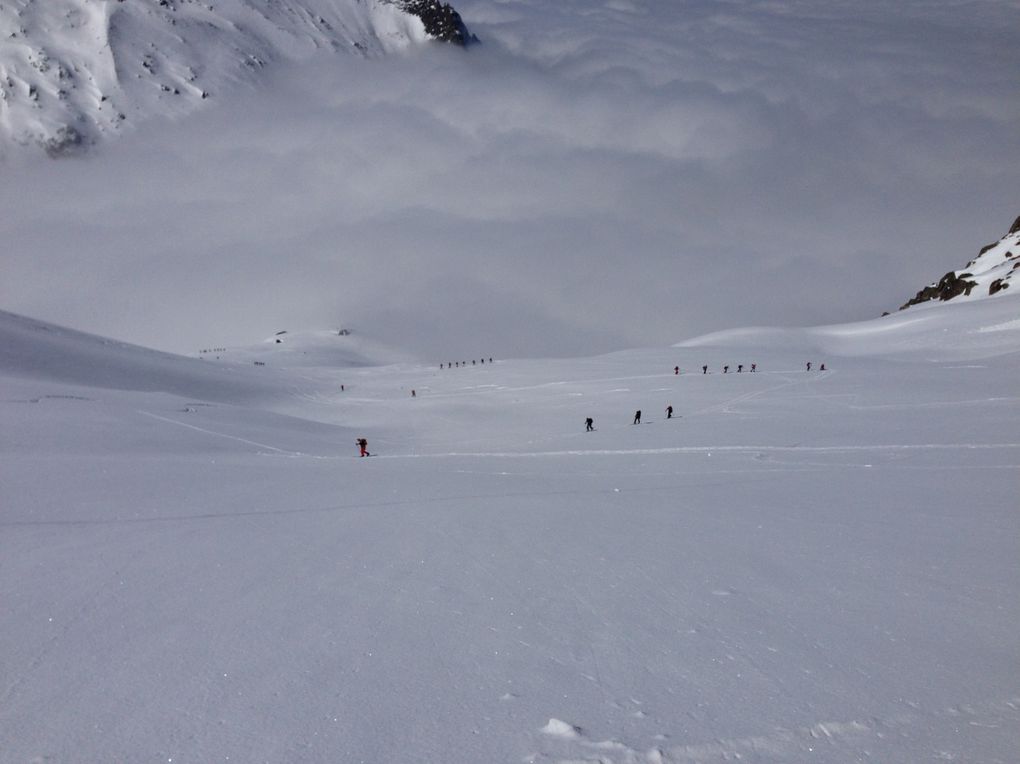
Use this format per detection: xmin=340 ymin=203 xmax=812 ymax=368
xmin=2 ymin=0 xmax=1018 ymax=358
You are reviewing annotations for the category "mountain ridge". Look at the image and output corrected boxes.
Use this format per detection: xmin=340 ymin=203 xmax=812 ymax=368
xmin=0 ymin=0 xmax=473 ymax=156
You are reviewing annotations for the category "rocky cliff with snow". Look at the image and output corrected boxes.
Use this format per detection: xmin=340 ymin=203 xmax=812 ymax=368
xmin=900 ymin=214 xmax=1020 ymax=310
xmin=0 ymin=0 xmax=473 ymax=156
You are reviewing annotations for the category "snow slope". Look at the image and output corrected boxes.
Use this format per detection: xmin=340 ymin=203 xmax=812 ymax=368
xmin=678 ymin=291 xmax=1020 ymax=361
xmin=0 ymin=0 xmax=449 ymax=154
xmin=199 ymin=327 xmax=414 ymax=368
xmin=2 ymin=299 xmax=1018 ymax=762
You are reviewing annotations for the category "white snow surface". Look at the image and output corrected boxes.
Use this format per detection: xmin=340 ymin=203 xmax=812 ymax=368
xmin=678 ymin=291 xmax=1020 ymax=361
xmin=0 ymin=0 xmax=428 ymax=153
xmin=2 ymin=297 xmax=1019 ymax=762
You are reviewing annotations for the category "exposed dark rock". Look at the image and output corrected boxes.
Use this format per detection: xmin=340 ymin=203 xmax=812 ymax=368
xmin=1010 ymin=215 xmax=1020 ymax=235
xmin=393 ymin=0 xmax=477 ymax=46
xmin=41 ymin=124 xmax=86 ymax=158
xmin=989 ymin=279 xmax=1009 ymax=295
xmin=900 ymin=271 xmax=977 ymax=310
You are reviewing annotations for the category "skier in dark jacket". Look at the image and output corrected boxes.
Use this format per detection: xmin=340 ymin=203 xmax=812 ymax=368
xmin=666 ymin=405 xmax=673 ymax=419
xmin=357 ymin=438 xmax=370 ymax=457
xmin=585 ymin=417 xmax=594 ymax=432
xmin=633 ymin=410 xmax=642 ymax=425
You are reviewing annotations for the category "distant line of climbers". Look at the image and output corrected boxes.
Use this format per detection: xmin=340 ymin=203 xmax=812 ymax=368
xmin=677 ymin=362 xmax=826 ymax=374
xmin=357 ymin=359 xmax=830 ymax=454
xmin=675 ymin=363 xmax=758 ymax=374
xmin=440 ymin=358 xmax=494 ymax=369
xmin=586 ymin=361 xmax=828 ymax=432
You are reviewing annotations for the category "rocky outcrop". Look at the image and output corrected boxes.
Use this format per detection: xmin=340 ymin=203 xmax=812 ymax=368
xmin=900 ymin=271 xmax=977 ymax=310
xmin=899 ymin=214 xmax=1020 ymax=310
xmin=392 ymin=0 xmax=477 ymax=45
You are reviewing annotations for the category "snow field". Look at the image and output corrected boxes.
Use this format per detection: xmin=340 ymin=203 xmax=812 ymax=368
xmin=1 ymin=302 xmax=1019 ymax=762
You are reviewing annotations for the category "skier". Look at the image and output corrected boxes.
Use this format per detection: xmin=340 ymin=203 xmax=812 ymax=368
xmin=357 ymin=438 xmax=370 ymax=457
xmin=341 ymin=384 xmax=345 ymax=392
xmin=666 ymin=405 xmax=673 ymax=419
xmin=751 ymin=363 xmax=757 ymax=372
xmin=737 ymin=364 xmax=743 ymax=373
xmin=585 ymin=417 xmax=594 ymax=432
xmin=702 ymin=365 xmax=708 ymax=374
xmin=820 ymin=363 xmax=826 ymax=371
xmin=723 ymin=365 xmax=729 ymax=374
xmin=806 ymin=362 xmax=812 ymax=371
xmin=411 ymin=389 xmax=416 ymax=397
xmin=633 ymin=410 xmax=642 ymax=425
xmin=674 ymin=366 xmax=679 ymax=375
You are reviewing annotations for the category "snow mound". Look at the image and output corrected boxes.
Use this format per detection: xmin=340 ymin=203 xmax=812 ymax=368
xmin=540 ymin=718 xmax=582 ymax=739
xmin=198 ymin=328 xmax=413 ymax=368
xmin=0 ymin=0 xmax=467 ymax=155
xmin=677 ymin=292 xmax=1020 ymax=361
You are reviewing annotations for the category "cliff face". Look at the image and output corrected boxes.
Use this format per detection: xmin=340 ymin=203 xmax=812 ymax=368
xmin=900 ymin=215 xmax=1020 ymax=310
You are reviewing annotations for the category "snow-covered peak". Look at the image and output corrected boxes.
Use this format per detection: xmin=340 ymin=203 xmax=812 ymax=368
xmin=0 ymin=0 xmax=471 ymax=156
xmin=900 ymin=214 xmax=1020 ymax=310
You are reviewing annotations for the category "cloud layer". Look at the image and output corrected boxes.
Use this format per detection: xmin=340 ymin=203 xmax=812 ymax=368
xmin=2 ymin=0 xmax=1018 ymax=358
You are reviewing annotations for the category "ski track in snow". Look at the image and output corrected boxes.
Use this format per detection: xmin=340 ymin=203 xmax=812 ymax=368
xmin=138 ymin=410 xmax=1020 ymax=461
xmin=381 ymin=442 xmax=1020 ymax=459
xmin=137 ymin=410 xmax=305 ymax=455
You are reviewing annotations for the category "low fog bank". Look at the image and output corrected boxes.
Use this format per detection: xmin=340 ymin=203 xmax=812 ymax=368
xmin=2 ymin=0 xmax=1017 ymax=359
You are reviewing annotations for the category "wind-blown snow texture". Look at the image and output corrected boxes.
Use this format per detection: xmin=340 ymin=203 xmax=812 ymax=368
xmin=2 ymin=296 xmax=1018 ymax=762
